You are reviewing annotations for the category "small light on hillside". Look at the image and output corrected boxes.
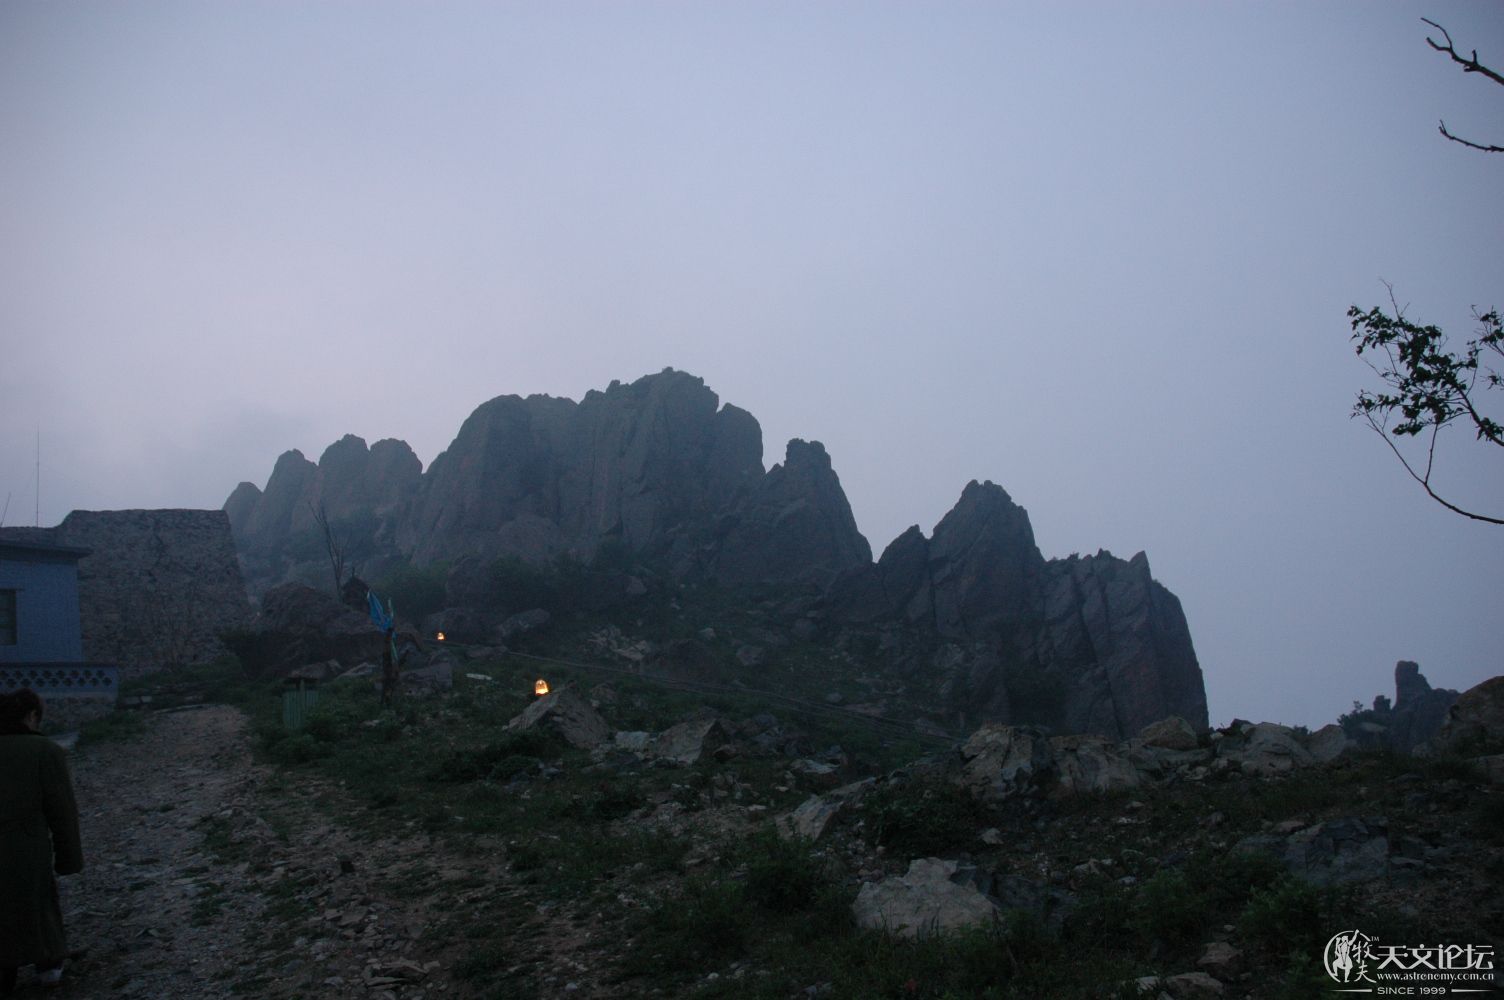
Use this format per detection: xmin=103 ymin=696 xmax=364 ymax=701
xmin=534 ymin=679 xmax=550 ymax=697
xmin=436 ymin=631 xmax=446 ymax=642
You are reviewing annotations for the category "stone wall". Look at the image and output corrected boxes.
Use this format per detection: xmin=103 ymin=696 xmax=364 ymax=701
xmin=54 ymin=510 xmax=252 ymax=677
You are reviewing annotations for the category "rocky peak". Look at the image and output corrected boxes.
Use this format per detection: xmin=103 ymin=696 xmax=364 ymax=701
xmin=927 ymin=480 xmax=1046 ymax=638
xmin=1394 ymin=660 xmax=1432 ymax=707
xmin=708 ymin=438 xmax=872 ymax=588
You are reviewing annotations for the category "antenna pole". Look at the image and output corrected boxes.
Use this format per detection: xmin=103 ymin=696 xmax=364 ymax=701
xmin=35 ymin=427 xmax=41 ymax=527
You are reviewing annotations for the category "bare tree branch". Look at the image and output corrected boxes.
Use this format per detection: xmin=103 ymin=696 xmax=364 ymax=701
xmin=309 ymin=501 xmax=349 ymax=598
xmin=1360 ymin=410 xmax=1504 ymax=525
xmin=1423 ymin=19 xmax=1504 ymax=152
xmin=1423 ymin=18 xmax=1504 ymax=87
xmin=1437 ymin=120 xmax=1504 ymax=153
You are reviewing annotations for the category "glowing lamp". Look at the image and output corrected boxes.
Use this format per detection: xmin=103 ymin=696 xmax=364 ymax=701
xmin=534 ymin=679 xmax=550 ymax=697
xmin=436 ymin=631 xmax=446 ymax=641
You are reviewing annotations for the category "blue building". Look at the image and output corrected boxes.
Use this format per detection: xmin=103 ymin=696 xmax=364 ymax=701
xmin=0 ymin=537 xmax=90 ymax=662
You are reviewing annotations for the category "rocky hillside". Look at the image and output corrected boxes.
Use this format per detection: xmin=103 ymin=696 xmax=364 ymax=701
xmin=69 ymin=655 xmax=1501 ymax=999
xmin=224 ymin=369 xmax=1206 ymax=739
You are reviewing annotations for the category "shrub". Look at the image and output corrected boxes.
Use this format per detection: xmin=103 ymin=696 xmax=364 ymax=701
xmin=741 ymin=830 xmax=831 ymax=914
xmin=1239 ymin=877 xmax=1324 ymax=955
xmin=625 ymin=877 xmax=749 ymax=975
xmin=867 ymin=781 xmax=989 ymax=858
xmin=429 ymin=731 xmax=565 ymax=783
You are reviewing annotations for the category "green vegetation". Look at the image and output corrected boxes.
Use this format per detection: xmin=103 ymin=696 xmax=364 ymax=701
xmin=133 ymin=636 xmax=1500 ymax=998
xmin=75 ymin=710 xmax=147 ymax=746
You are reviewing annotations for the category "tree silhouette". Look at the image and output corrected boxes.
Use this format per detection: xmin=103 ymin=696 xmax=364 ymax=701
xmin=1349 ymin=20 xmax=1502 ymax=525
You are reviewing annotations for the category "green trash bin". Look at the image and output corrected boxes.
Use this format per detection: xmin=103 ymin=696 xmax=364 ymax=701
xmin=282 ymin=676 xmax=320 ymax=730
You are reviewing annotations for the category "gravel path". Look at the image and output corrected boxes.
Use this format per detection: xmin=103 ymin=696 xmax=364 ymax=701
xmin=33 ymin=706 xmax=459 ymax=999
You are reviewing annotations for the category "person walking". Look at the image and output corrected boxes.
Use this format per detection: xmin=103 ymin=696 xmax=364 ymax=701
xmin=0 ymin=689 xmax=83 ymax=993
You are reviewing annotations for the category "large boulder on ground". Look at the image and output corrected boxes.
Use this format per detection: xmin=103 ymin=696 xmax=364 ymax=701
xmin=777 ymin=779 xmax=875 ymax=841
xmin=1235 ymin=817 xmax=1390 ymax=886
xmin=1307 ymin=724 xmax=1357 ymax=763
xmin=505 ymin=686 xmax=610 ymax=749
xmin=959 ymin=724 xmax=1055 ymax=802
xmin=1434 ymin=676 xmax=1504 ymax=755
xmin=231 ymin=583 xmax=385 ymax=676
xmin=1138 ymin=716 xmax=1200 ymax=752
xmin=650 ymin=718 xmax=734 ymax=766
xmin=1048 ymin=734 xmax=1151 ymax=797
xmin=1215 ymin=722 xmax=1313 ymax=776
xmin=852 ymin=858 xmax=1000 ymax=939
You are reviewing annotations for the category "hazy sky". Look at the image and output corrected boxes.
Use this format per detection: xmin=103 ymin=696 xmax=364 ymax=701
xmin=3 ymin=2 xmax=1500 ymax=729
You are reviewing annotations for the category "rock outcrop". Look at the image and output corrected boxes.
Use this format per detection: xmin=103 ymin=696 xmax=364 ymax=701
xmin=224 ymin=369 xmax=1208 ymax=740
xmin=226 ymin=436 xmax=422 ymax=593
xmin=1341 ymin=661 xmax=1460 ymax=753
xmin=230 ymin=370 xmax=856 ymax=592
xmin=226 ymin=583 xmax=388 ymax=677
xmin=832 ymin=481 xmax=1207 ymax=738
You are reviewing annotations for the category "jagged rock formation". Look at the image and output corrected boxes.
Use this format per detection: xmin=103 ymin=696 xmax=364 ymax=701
xmin=830 ymin=481 xmax=1207 ymax=738
xmin=225 ymin=369 xmax=1208 ymax=738
xmin=226 ymin=435 xmax=422 ymax=591
xmin=8 ymin=510 xmax=251 ymax=675
xmin=1341 ymin=661 xmax=1460 ymax=753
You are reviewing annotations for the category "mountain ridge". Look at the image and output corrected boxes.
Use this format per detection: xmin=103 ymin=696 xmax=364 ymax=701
xmin=224 ymin=368 xmax=1207 ymax=737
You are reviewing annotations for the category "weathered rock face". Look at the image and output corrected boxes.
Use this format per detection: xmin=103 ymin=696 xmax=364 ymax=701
xmin=228 ymin=369 xmax=874 ymax=595
xmin=223 ymin=370 xmax=1207 ymax=741
xmin=48 ymin=510 xmax=251 ymax=676
xmin=852 ymin=858 xmax=1000 ymax=939
xmin=708 ymin=439 xmax=872 ymax=588
xmin=832 ymin=481 xmax=1208 ymax=739
xmin=1342 ymin=662 xmax=1460 ymax=754
xmin=226 ymin=437 xmax=422 ymax=594
xmin=1434 ymin=675 xmax=1504 ymax=754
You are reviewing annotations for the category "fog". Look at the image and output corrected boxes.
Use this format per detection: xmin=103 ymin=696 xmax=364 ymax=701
xmin=2 ymin=2 xmax=1500 ymax=727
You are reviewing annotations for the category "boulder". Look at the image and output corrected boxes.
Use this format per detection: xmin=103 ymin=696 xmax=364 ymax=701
xmin=233 ymin=583 xmax=385 ymax=676
xmin=1435 ymin=676 xmax=1504 ymax=754
xmin=651 ymin=718 xmax=733 ymax=766
xmin=495 ymin=609 xmax=551 ymax=642
xmin=1307 ymin=724 xmax=1357 ymax=763
xmin=1235 ymin=817 xmax=1390 ymax=886
xmin=777 ymin=779 xmax=874 ymax=841
xmin=1197 ymin=942 xmax=1242 ymax=979
xmin=1048 ymin=734 xmax=1151 ymax=797
xmin=420 ymin=607 xmax=492 ymax=645
xmin=852 ymin=858 xmax=999 ymax=939
xmin=1138 ymin=716 xmax=1200 ymax=752
xmin=1216 ymin=722 xmax=1313 ymax=776
xmin=959 ymin=724 xmax=1055 ymax=802
xmin=505 ymin=686 xmax=610 ymax=749
xmin=401 ymin=659 xmax=454 ymax=695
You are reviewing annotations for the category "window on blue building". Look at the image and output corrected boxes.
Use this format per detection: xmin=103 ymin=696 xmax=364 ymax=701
xmin=0 ymin=589 xmax=16 ymax=645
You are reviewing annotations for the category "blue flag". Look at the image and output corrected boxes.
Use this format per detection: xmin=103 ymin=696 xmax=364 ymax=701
xmin=367 ymin=591 xmax=393 ymax=632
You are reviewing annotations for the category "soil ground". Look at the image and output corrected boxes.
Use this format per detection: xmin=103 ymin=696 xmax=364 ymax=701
xmin=19 ymin=705 xmax=619 ymax=1000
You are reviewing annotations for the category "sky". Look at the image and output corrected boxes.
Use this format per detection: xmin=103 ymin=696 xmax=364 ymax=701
xmin=2 ymin=2 xmax=1500 ymax=729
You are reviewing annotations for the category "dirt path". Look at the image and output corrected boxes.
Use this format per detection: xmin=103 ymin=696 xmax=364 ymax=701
xmin=24 ymin=704 xmax=629 ymax=1000
xmin=32 ymin=706 xmax=448 ymax=999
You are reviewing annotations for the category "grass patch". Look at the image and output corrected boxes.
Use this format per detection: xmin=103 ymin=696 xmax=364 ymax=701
xmin=76 ymin=710 xmax=147 ymax=746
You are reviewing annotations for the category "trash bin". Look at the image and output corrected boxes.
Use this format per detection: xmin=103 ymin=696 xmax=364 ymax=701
xmin=282 ymin=676 xmax=319 ymax=730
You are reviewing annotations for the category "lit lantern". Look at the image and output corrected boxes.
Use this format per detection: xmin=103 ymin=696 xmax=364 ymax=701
xmin=436 ymin=631 xmax=446 ymax=642
xmin=534 ymin=679 xmax=550 ymax=696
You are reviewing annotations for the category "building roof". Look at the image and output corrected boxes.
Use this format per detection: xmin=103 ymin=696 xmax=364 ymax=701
xmin=0 ymin=535 xmax=91 ymax=560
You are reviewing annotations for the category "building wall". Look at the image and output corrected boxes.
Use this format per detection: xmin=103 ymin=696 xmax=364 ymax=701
xmin=0 ymin=550 xmax=85 ymax=662
xmin=56 ymin=509 xmax=251 ymax=676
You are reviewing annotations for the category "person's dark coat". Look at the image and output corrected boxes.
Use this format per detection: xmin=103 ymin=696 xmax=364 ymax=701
xmin=0 ymin=731 xmax=83 ymax=969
